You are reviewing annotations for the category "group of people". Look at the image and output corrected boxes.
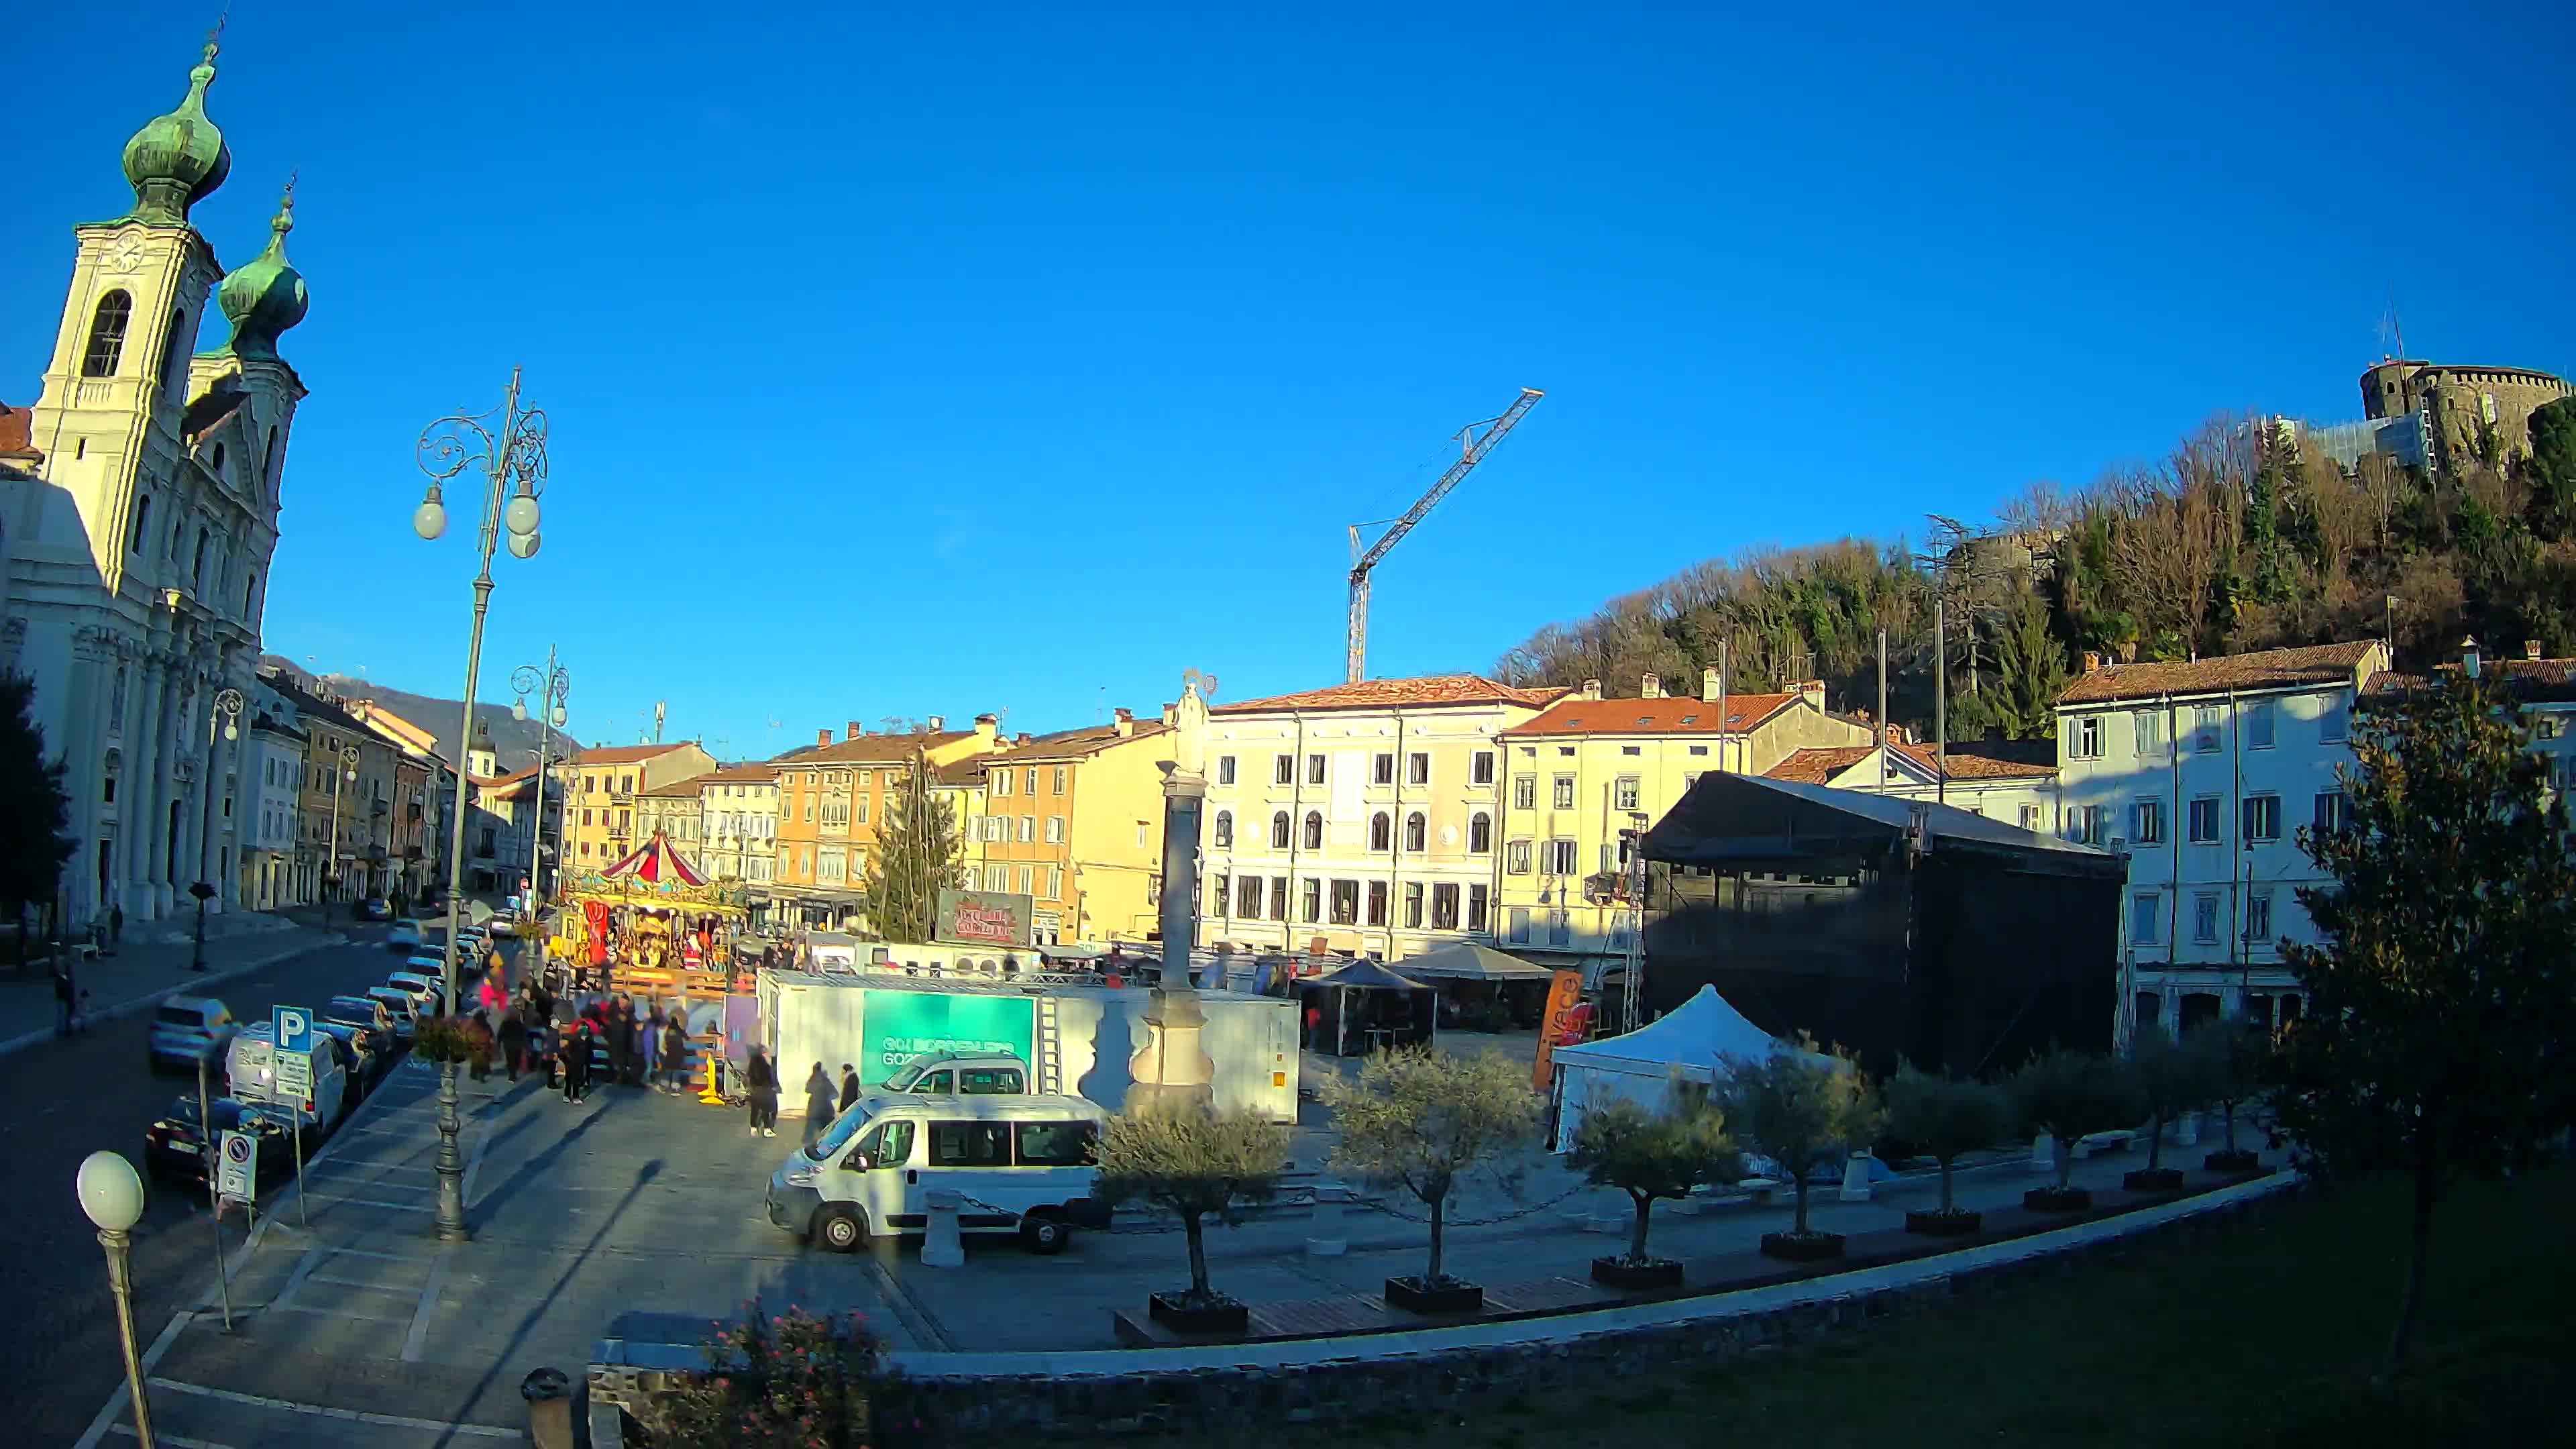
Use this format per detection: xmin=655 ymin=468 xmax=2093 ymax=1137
xmin=553 ymin=995 xmax=695 ymax=1105
xmin=729 ymin=1048 xmax=859 ymax=1141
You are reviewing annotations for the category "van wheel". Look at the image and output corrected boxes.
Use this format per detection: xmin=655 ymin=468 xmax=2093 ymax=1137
xmin=1020 ymin=1214 xmax=1071 ymax=1255
xmin=814 ymin=1206 xmax=865 ymax=1252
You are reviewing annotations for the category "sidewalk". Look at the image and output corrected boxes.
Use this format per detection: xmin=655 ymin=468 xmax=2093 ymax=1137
xmin=0 ymin=918 xmax=344 ymax=1059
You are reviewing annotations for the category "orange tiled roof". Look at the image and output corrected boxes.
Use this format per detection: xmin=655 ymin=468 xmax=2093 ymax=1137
xmin=1501 ymin=692 xmax=1799 ymax=737
xmin=0 ymin=400 xmax=37 ymax=458
xmin=1213 ymin=675 xmax=1566 ymax=714
xmin=787 ymin=731 xmax=973 ymax=766
xmin=704 ymin=763 xmax=782 ymax=785
xmin=983 ymin=720 xmax=1171 ymax=763
xmin=2057 ymin=642 xmax=2381 ymax=706
xmin=1767 ymin=741 xmax=2058 ymax=786
xmin=641 ymin=775 xmax=710 ymax=798
xmin=568 ymin=743 xmax=694 ymax=765
xmin=2367 ymin=655 xmax=2576 ymax=704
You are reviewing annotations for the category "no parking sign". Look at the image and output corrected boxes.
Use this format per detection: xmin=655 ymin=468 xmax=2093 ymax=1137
xmin=217 ymin=1130 xmax=258 ymax=1204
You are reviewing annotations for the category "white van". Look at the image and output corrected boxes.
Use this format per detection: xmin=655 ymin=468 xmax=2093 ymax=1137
xmin=881 ymin=1051 xmax=1032 ymax=1095
xmin=226 ymin=1024 xmax=349 ymax=1132
xmin=765 ymin=1093 xmax=1109 ymax=1254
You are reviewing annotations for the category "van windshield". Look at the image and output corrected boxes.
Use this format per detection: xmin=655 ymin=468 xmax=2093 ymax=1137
xmin=882 ymin=1062 xmax=928 ymax=1092
xmin=804 ymin=1102 xmax=874 ymax=1163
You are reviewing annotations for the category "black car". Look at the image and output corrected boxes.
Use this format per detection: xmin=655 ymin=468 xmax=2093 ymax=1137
xmin=144 ymin=1095 xmax=299 ymax=1188
xmin=323 ymin=996 xmax=396 ymax=1059
xmin=312 ymin=1020 xmax=381 ymax=1094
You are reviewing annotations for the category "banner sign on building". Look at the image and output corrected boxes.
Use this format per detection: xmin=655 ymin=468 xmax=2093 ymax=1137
xmin=857 ymin=989 xmax=1036 ymax=1088
xmin=935 ymin=890 xmax=1035 ymax=947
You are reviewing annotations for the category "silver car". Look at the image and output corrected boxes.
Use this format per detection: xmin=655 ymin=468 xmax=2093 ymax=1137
xmin=149 ymin=996 xmax=239 ymax=1074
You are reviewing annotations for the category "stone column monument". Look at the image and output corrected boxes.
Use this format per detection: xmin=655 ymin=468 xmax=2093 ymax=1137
xmin=1128 ymin=670 xmax=1216 ymax=1114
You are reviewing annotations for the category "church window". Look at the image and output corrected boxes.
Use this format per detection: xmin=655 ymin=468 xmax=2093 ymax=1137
xmin=82 ymin=290 xmax=133 ymax=376
xmin=193 ymin=528 xmax=210 ymax=594
xmin=127 ymin=494 xmax=153 ymax=553
xmin=245 ymin=570 xmax=258 ymax=616
xmin=211 ymin=443 xmax=226 ymax=473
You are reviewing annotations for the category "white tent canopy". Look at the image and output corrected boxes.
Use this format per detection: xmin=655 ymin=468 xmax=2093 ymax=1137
xmin=1550 ymin=984 xmax=1830 ymax=1151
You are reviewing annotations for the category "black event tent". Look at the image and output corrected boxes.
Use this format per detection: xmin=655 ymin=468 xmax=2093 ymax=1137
xmin=1296 ymin=960 xmax=1436 ymax=1057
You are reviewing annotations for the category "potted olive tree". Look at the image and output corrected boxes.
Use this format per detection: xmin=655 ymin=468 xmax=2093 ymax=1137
xmin=1716 ymin=1042 xmax=1879 ymax=1263
xmin=1092 ymin=1104 xmax=1292 ymax=1336
xmin=1884 ymin=1064 xmax=2010 ymax=1236
xmin=2123 ymin=1024 xmax=2208 ymax=1191
xmin=2196 ymin=1019 xmax=2270 ymax=1172
xmin=1566 ymin=1096 xmax=1742 ymax=1289
xmin=2010 ymin=1049 xmax=2147 ymax=1212
xmin=1324 ymin=1047 xmax=1538 ymax=1315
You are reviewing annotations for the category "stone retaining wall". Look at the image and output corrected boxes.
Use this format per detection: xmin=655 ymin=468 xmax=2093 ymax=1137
xmin=593 ymin=1174 xmax=2300 ymax=1439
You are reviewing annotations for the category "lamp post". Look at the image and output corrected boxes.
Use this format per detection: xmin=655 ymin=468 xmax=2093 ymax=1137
xmin=414 ymin=368 xmax=547 ymax=1244
xmin=511 ymin=650 xmax=570 ymax=920
xmin=76 ymin=1150 xmax=156 ymax=1449
xmin=323 ymin=744 xmax=359 ymax=927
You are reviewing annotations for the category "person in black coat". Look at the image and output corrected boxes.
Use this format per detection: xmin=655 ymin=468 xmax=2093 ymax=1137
xmin=802 ymin=1064 xmax=839 ymax=1146
xmin=496 ymin=1010 xmax=529 ymax=1082
xmin=561 ymin=1020 xmax=592 ymax=1104
xmin=745 ymin=1048 xmax=779 ymax=1136
xmin=837 ymin=1063 xmax=861 ymax=1115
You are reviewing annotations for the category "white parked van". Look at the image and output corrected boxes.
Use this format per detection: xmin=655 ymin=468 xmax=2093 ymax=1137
xmin=227 ymin=1024 xmax=349 ymax=1132
xmin=882 ymin=1051 xmax=1031 ymax=1095
xmin=765 ymin=1093 xmax=1109 ymax=1254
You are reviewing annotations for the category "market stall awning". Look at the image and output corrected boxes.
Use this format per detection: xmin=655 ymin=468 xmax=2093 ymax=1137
xmin=567 ymin=830 xmax=749 ymax=915
xmin=600 ymin=832 xmax=708 ymax=886
xmin=1399 ymin=941 xmax=1556 ymax=981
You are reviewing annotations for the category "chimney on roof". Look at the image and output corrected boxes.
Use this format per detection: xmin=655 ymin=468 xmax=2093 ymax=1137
xmin=2527 ymin=640 xmax=2543 ymax=661
xmin=926 ymin=715 xmax=944 ymax=732
xmin=1113 ymin=706 xmax=1134 ymax=738
xmin=817 ymin=729 xmax=831 ymax=748
xmin=1580 ymin=678 xmax=1601 ymax=701
xmin=2083 ymin=651 xmax=2102 ymax=674
xmin=1800 ymin=680 xmax=1824 ymax=711
xmin=1642 ymin=673 xmax=1664 ymax=699
xmin=1016 ymin=732 xmax=1031 ymax=746
xmin=1701 ymin=666 xmax=1720 ymax=701
xmin=846 ymin=721 xmax=863 ymax=741
xmin=974 ymin=712 xmax=998 ymax=742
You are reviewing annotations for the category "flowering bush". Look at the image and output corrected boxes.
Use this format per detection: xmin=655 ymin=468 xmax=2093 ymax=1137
xmin=411 ymin=1014 xmax=486 ymax=1065
xmin=655 ymin=1301 xmax=918 ymax=1448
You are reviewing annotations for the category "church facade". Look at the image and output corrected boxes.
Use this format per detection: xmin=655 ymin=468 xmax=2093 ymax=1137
xmin=0 ymin=34 xmax=311 ymax=927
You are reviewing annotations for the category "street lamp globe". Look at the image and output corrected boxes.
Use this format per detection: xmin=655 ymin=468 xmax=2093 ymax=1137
xmin=503 ymin=493 xmax=541 ymax=537
xmin=506 ymin=531 xmax=540 ymax=559
xmin=413 ymin=493 xmax=449 ymax=541
xmin=76 ymin=1151 xmax=146 ymax=1232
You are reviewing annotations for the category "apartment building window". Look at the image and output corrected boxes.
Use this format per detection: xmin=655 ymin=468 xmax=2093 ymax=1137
xmin=1301 ymin=878 xmax=1322 ymax=923
xmin=2245 ymin=890 xmax=2273 ymax=944
xmin=995 ymin=770 xmax=1014 ymax=797
xmin=1269 ymin=877 xmax=1289 ymax=921
xmin=1271 ymin=811 xmax=1291 ymax=849
xmin=1548 ymin=910 xmax=1572 ymax=947
xmin=2312 ymin=790 xmax=2351 ymax=835
xmin=1019 ymin=767 xmax=1036 ymax=796
xmin=1558 ymin=747 xmax=1576 ymax=757
xmin=1303 ymin=811 xmax=1324 ymax=849
xmin=1045 ymin=816 xmax=1065 ymax=844
xmin=2192 ymin=892 xmax=2220 ymax=944
xmin=1366 ymin=879 xmax=1387 ymax=926
xmin=1613 ymin=776 xmax=1640 ymax=811
xmin=1405 ymin=812 xmax=1426 ymax=852
xmin=1506 ymin=840 xmax=1532 ymax=874
xmin=1051 ymin=767 xmax=1067 ymax=794
xmin=1472 ymin=751 xmax=1495 ymax=784
xmin=2072 ymin=715 xmax=2103 ymax=760
xmin=1213 ymin=811 xmax=1233 ymax=848
xmin=1015 ymin=865 xmax=1034 ymax=895
xmin=2193 ymin=706 xmax=2222 ymax=752
xmin=1218 ymin=755 xmax=1236 ymax=785
xmin=1508 ymin=906 xmax=1532 ymax=945
xmin=1543 ymin=839 xmax=1577 ymax=875
xmin=2133 ymin=709 xmax=2167 ymax=755
xmin=2019 ymin=803 xmax=2040 ymax=830
xmin=1330 ymin=879 xmax=1358 ymax=924
xmin=1306 ymin=753 xmax=1326 ymax=786
xmin=983 ymin=816 xmax=1006 ymax=843
xmin=581 ymin=808 xmax=593 ymax=827
xmin=1018 ymin=815 xmax=1036 ymax=843
xmin=820 ymin=798 xmax=849 ymax=830
xmin=2242 ymin=794 xmax=2281 ymax=842
xmin=2319 ymin=699 xmax=2347 ymax=743
xmin=1273 ymin=754 xmax=1295 ymax=786
xmin=1407 ymin=753 xmax=1430 ymax=786
xmin=1212 ymin=872 xmax=1230 ymax=915
xmin=2188 ymin=796 xmax=2221 ymax=844
xmin=2130 ymin=893 xmax=2162 ymax=945
xmin=1467 ymin=884 xmax=1489 ymax=932
xmin=2070 ymin=805 xmax=2103 ymax=845
xmin=1373 ymin=753 xmax=1394 ymax=786
xmin=816 ymin=847 xmax=846 ymax=885
xmin=1403 ymin=881 xmax=1424 ymax=928
xmin=1046 ymin=867 xmax=1062 ymax=899
xmin=2245 ymin=700 xmax=2276 ymax=749
xmin=856 ymin=771 xmax=873 ymax=788
xmin=1238 ymin=875 xmax=1263 ymax=918
xmin=1552 ymin=775 xmax=1576 ymax=809
xmin=1468 ymin=812 xmax=1492 ymax=853
xmin=1136 ymin=821 xmax=1150 ymax=849
xmin=1432 ymin=883 xmax=1460 ymax=930
xmin=2133 ymin=798 xmax=2165 ymax=845
xmin=1513 ymin=775 xmax=1536 ymax=810
xmin=1369 ymin=812 xmax=1391 ymax=851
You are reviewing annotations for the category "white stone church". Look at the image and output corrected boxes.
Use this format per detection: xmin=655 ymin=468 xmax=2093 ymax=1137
xmin=0 ymin=34 xmax=309 ymax=928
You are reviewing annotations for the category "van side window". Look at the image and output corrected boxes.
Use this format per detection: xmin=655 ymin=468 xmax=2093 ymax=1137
xmin=961 ymin=1069 xmax=1021 ymax=1094
xmin=845 ymin=1120 xmax=913 ymax=1170
xmin=1014 ymin=1120 xmax=1094 ymax=1167
xmin=928 ymin=1120 xmax=1010 ymax=1167
xmin=922 ymin=1071 xmax=954 ymax=1093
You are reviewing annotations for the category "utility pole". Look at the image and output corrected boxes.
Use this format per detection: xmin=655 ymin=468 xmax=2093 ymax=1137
xmin=1876 ymin=629 xmax=1889 ymax=792
xmin=1934 ymin=598 xmax=1947 ymax=808
xmin=1715 ymin=641 xmax=1729 ymax=776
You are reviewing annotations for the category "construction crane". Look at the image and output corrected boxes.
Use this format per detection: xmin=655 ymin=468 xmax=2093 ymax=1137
xmin=1344 ymin=387 xmax=1544 ymax=683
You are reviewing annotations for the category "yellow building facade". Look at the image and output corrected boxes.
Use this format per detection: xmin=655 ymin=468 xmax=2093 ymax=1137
xmin=564 ymin=742 xmax=716 ymax=876
xmin=771 ymin=718 xmax=1000 ymax=928
xmin=951 ymin=709 xmax=1175 ymax=947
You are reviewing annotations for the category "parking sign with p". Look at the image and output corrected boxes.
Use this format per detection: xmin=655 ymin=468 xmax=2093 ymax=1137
xmin=275 ymin=1006 xmax=313 ymax=1055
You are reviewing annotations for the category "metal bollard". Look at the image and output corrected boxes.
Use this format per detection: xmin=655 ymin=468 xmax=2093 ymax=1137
xmin=920 ymin=1189 xmax=965 ymax=1268
xmin=521 ymin=1367 xmax=573 ymax=1449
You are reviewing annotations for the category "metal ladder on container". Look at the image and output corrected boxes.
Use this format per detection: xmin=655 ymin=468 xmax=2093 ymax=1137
xmin=1034 ymin=994 xmax=1064 ymax=1095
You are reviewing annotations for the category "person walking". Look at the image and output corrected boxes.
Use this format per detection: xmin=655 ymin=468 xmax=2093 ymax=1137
xmin=561 ymin=1018 xmax=592 ymax=1104
xmin=606 ymin=998 xmax=634 ymax=1087
xmin=660 ymin=1013 xmax=690 ymax=1095
xmin=802 ymin=1064 xmax=838 ymax=1146
xmin=468 ymin=1011 xmax=494 ymax=1083
xmin=108 ymin=904 xmax=123 ymax=956
xmin=837 ymin=1063 xmax=861 ymax=1116
xmin=641 ymin=1005 xmax=665 ymax=1085
xmin=745 ymin=1047 xmax=779 ymax=1136
xmin=627 ymin=1006 xmax=651 ymax=1087
xmin=53 ymin=958 xmax=78 ymax=1037
xmin=497 ymin=1006 xmax=529 ymax=1083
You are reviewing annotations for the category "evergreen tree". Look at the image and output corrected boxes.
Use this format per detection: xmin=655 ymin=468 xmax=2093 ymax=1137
xmin=0 ymin=672 xmax=77 ymax=936
xmin=2276 ymin=665 xmax=2576 ymax=1370
xmin=860 ymin=749 xmax=958 ymax=943
xmin=1970 ymin=597 xmax=2072 ymax=740
xmin=2524 ymin=396 xmax=2576 ymax=539
xmin=2247 ymin=433 xmax=2292 ymax=604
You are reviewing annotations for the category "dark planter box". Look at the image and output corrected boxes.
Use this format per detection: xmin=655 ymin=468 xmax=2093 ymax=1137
xmin=1904 ymin=1208 xmax=1983 ymax=1236
xmin=2123 ymin=1167 xmax=2185 ymax=1192
xmin=1759 ymin=1231 xmax=1846 ymax=1262
xmin=2204 ymin=1149 xmax=2261 ymax=1173
xmin=1590 ymin=1256 xmax=1684 ymax=1290
xmin=1146 ymin=1292 xmax=1248 ymax=1336
xmin=2025 ymin=1186 xmax=2092 ymax=1212
xmin=1384 ymin=1276 xmax=1483 ymax=1315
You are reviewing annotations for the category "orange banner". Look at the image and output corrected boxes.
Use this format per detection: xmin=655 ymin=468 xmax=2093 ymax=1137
xmin=1532 ymin=969 xmax=1588 ymax=1090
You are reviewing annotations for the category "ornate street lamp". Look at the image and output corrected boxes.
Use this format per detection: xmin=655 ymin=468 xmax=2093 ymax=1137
xmin=76 ymin=1152 xmax=156 ymax=1449
xmin=512 ymin=649 xmax=570 ymax=918
xmin=414 ymin=368 xmax=547 ymax=1244
xmin=323 ymin=743 xmax=359 ymax=927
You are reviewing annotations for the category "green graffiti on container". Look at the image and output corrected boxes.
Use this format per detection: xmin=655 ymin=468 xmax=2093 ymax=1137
xmin=858 ymin=991 xmax=1037 ymax=1087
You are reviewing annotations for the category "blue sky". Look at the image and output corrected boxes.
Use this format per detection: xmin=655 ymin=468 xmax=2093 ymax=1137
xmin=9 ymin=1 xmax=2571 ymax=759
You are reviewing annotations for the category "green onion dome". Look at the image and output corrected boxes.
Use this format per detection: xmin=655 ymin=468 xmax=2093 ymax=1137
xmin=120 ymin=38 xmax=231 ymax=225
xmin=213 ymin=182 xmax=308 ymax=360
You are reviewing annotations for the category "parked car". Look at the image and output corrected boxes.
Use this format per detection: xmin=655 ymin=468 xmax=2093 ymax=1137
xmin=312 ymin=1020 xmax=381 ymax=1095
xmin=227 ymin=1023 xmax=351 ymax=1139
xmin=144 ymin=1094 xmax=298 ymax=1188
xmin=364 ymin=986 xmax=421 ymax=1042
xmin=386 ymin=918 xmax=424 ymax=951
xmin=148 ymin=997 xmax=240 ymax=1075
xmin=385 ymin=972 xmax=447 ymax=1016
xmin=322 ymin=996 xmax=396 ymax=1059
xmin=486 ymin=917 xmax=517 ymax=939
